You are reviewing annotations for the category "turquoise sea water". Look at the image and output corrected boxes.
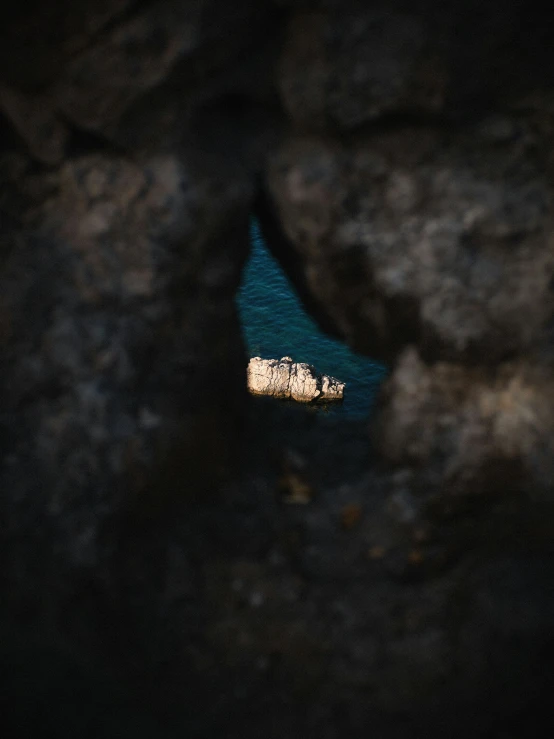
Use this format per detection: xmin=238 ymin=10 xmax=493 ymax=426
xmin=238 ymin=220 xmax=386 ymax=419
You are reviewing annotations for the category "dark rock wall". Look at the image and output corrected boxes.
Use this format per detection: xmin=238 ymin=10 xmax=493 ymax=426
xmin=261 ymin=0 xmax=554 ymax=578
xmin=0 ymin=1 xmax=553 ymax=737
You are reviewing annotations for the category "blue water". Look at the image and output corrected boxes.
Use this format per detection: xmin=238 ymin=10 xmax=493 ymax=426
xmin=238 ymin=220 xmax=386 ymax=419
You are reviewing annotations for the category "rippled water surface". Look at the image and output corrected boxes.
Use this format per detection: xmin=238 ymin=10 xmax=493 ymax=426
xmin=237 ymin=221 xmax=386 ymax=419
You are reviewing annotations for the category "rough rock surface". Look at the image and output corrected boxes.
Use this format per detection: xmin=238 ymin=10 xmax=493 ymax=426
xmin=266 ymin=123 xmax=554 ymax=365
xmin=376 ymin=348 xmax=554 ymax=500
xmin=262 ymin=0 xmax=554 ymax=505
xmin=1 ymin=1 xmax=554 ymax=738
xmin=247 ymin=356 xmax=345 ymax=401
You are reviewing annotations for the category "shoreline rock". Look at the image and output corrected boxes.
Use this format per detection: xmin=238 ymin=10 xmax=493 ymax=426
xmin=247 ymin=356 xmax=345 ymax=403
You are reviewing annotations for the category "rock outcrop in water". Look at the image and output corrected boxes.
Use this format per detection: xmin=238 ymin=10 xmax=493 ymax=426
xmin=247 ymin=356 xmax=345 ymax=402
xmin=1 ymin=2 xmax=554 ymax=738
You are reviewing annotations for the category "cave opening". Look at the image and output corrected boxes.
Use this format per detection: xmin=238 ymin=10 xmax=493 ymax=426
xmin=238 ymin=218 xmax=386 ymax=420
xmin=236 ymin=218 xmax=388 ymax=488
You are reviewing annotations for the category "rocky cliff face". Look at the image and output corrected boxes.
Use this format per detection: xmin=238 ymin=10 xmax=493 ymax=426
xmin=1 ymin=2 xmax=553 ymax=738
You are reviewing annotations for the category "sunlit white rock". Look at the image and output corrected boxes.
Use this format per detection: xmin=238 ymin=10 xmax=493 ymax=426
xmin=247 ymin=357 xmax=345 ymax=402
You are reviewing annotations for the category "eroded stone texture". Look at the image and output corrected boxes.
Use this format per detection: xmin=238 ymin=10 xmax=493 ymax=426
xmin=253 ymin=4 xmax=554 ymax=731
xmin=248 ymin=357 xmax=295 ymax=399
xmin=376 ymin=348 xmax=554 ymax=500
xmin=280 ymin=6 xmax=446 ymax=130
xmin=266 ymin=129 xmax=554 ymax=364
xmin=1 ymin=1 xmax=554 ymax=738
xmin=277 ymin=0 xmax=554 ymax=130
xmin=0 ymin=0 xmax=279 ymax=163
xmin=262 ymin=0 xmax=554 ymax=517
xmin=247 ymin=356 xmax=345 ymax=401
xmin=0 ymin=2 xmax=274 ymax=726
xmin=320 ymin=372 xmax=344 ymax=400
xmin=0 ymin=144 xmax=252 ymax=562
